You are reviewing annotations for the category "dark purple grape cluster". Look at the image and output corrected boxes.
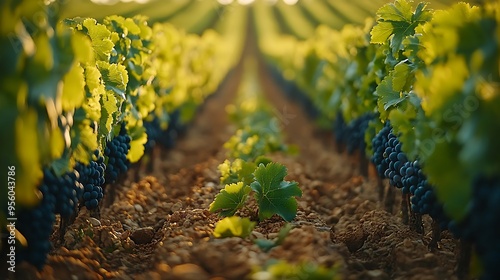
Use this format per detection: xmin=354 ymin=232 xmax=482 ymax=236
xmin=371 ymin=122 xmax=391 ymax=178
xmin=374 ymin=129 xmax=451 ymax=229
xmin=382 ymin=130 xmax=407 ymax=189
xmin=38 ymin=169 xmax=83 ymax=218
xmin=144 ymin=117 xmax=162 ymax=152
xmin=403 ymin=160 xmax=450 ymax=229
xmin=75 ymin=150 xmax=106 ymax=210
xmin=17 ymin=176 xmax=57 ymax=269
xmin=450 ymin=176 xmax=500 ymax=279
xmin=334 ymin=112 xmax=374 ymax=155
xmin=333 ymin=112 xmax=347 ymax=147
xmin=104 ymin=124 xmax=131 ymax=183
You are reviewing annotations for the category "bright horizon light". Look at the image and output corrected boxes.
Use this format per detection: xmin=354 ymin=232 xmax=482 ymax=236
xmin=90 ymin=0 xmax=150 ymax=4
xmin=237 ymin=0 xmax=254 ymax=5
xmin=217 ymin=0 xmax=234 ymax=4
xmin=89 ymin=0 xmax=299 ymax=6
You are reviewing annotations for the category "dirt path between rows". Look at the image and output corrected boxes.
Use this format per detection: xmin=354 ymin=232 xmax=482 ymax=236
xmin=19 ymin=18 xmax=461 ymax=280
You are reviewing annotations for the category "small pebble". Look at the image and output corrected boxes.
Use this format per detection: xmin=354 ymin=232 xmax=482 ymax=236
xmin=130 ymin=227 xmax=155 ymax=244
xmin=88 ymin=217 xmax=101 ymax=227
xmin=134 ymin=204 xmax=144 ymax=212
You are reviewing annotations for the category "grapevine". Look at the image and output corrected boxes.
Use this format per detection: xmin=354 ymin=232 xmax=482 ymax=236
xmin=104 ymin=124 xmax=131 ymax=184
xmin=75 ymin=151 xmax=106 ymax=210
xmin=0 ymin=0 xmax=240 ymax=270
xmin=210 ymin=62 xmax=301 ymax=223
xmin=17 ymin=179 xmax=57 ymax=269
xmin=260 ymin=0 xmax=500 ymax=278
xmin=2 ymin=0 xmax=499 ymax=278
xmin=371 ymin=122 xmax=391 ymax=178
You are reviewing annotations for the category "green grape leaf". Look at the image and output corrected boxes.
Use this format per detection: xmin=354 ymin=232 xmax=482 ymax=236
xmin=250 ymin=163 xmax=302 ymax=222
xmin=82 ymin=18 xmax=114 ymax=61
xmin=391 ymin=62 xmax=411 ymax=92
xmin=97 ymin=61 xmax=128 ymax=100
xmin=219 ymin=160 xmax=238 ymax=184
xmin=219 ymin=159 xmax=257 ymax=186
xmin=210 ymin=182 xmax=251 ymax=217
xmin=213 ymin=216 xmax=255 ymax=238
xmin=15 ymin=109 xmax=43 ymax=206
xmin=71 ymin=31 xmax=94 ymax=63
xmin=84 ymin=65 xmax=103 ymax=93
xmin=388 ymin=108 xmax=418 ymax=160
xmin=376 ymin=0 xmax=413 ymax=22
xmin=371 ymin=0 xmax=432 ymax=54
xmin=370 ymin=22 xmax=394 ymax=44
xmin=126 ymin=94 xmax=142 ymax=120
xmin=423 ymin=141 xmax=471 ymax=221
xmin=82 ymin=65 xmax=103 ymax=122
xmin=238 ymin=160 xmax=257 ymax=186
xmin=126 ymin=125 xmax=147 ymax=163
xmin=71 ymin=120 xmax=98 ymax=165
xmin=49 ymin=124 xmax=65 ymax=160
xmin=376 ymin=74 xmax=404 ymax=112
xmin=99 ymin=90 xmax=119 ymax=144
xmin=402 ymin=34 xmax=423 ymax=65
xmin=61 ymin=63 xmax=85 ymax=112
xmin=254 ymin=156 xmax=272 ymax=167
xmin=136 ymin=85 xmax=156 ymax=119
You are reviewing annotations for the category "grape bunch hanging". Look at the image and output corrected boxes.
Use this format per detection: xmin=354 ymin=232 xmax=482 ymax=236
xmin=104 ymin=124 xmax=131 ymax=184
xmin=75 ymin=150 xmax=106 ymax=210
xmin=17 ymin=168 xmax=81 ymax=269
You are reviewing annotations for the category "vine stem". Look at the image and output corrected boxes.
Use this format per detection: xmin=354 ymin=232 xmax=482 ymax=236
xmin=384 ymin=184 xmax=395 ymax=214
xmin=401 ymin=193 xmax=409 ymax=225
xmin=359 ymin=152 xmax=369 ymax=178
xmin=377 ymin=177 xmax=385 ymax=201
xmin=409 ymin=210 xmax=424 ymax=234
xmin=428 ymin=218 xmax=441 ymax=251
xmin=59 ymin=208 xmax=78 ymax=245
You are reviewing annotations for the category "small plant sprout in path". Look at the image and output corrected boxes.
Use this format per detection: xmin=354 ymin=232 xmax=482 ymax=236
xmin=213 ymin=216 xmax=256 ymax=239
xmin=250 ymin=162 xmax=302 ymax=222
xmin=209 ymin=182 xmax=251 ymax=217
xmin=209 ymin=162 xmax=302 ymax=222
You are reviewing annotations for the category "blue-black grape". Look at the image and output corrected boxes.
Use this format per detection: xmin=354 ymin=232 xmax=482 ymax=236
xmin=104 ymin=124 xmax=131 ymax=184
xmin=75 ymin=150 xmax=106 ymax=210
xmin=381 ymin=130 xmax=407 ymax=189
xmin=41 ymin=169 xmax=82 ymax=218
xmin=333 ymin=112 xmax=347 ymax=146
xmin=144 ymin=117 xmax=162 ymax=152
xmin=158 ymin=110 xmax=185 ymax=149
xmin=403 ymin=160 xmax=450 ymax=229
xmin=450 ymin=176 xmax=500 ymax=279
xmin=17 ymin=177 xmax=57 ymax=269
xmin=334 ymin=113 xmax=374 ymax=155
xmin=82 ymin=183 xmax=103 ymax=209
xmin=371 ymin=122 xmax=391 ymax=178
